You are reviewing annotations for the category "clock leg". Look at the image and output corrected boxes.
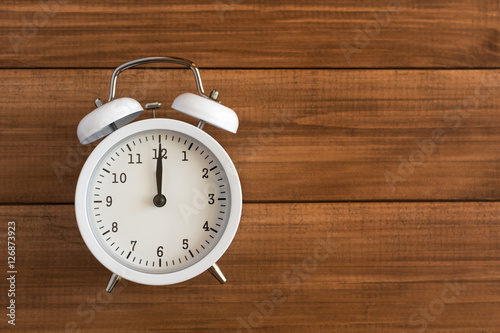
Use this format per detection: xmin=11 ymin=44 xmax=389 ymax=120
xmin=106 ymin=273 xmax=122 ymax=293
xmin=208 ymin=263 xmax=226 ymax=284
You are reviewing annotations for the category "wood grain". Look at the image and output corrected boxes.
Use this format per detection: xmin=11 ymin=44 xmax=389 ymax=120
xmin=0 ymin=69 xmax=499 ymax=203
xmin=1 ymin=203 xmax=499 ymax=332
xmin=1 ymin=1 xmax=499 ymax=69
xmin=1 ymin=2 xmax=499 ymax=332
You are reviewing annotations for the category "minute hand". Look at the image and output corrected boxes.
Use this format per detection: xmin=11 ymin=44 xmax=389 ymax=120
xmin=153 ymin=140 xmax=166 ymax=207
xmin=156 ymin=141 xmax=163 ymax=195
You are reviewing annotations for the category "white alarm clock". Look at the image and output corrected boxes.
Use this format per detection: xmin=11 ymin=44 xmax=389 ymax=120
xmin=74 ymin=57 xmax=242 ymax=292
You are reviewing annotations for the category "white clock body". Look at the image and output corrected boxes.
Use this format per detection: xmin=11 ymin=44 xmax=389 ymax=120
xmin=75 ymin=118 xmax=242 ymax=285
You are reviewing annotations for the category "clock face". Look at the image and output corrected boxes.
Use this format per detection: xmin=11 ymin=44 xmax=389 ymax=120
xmin=75 ymin=119 xmax=241 ymax=284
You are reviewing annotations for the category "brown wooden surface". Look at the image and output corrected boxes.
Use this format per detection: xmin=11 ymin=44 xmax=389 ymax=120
xmin=1 ymin=203 xmax=500 ymax=332
xmin=0 ymin=1 xmax=499 ymax=69
xmin=1 ymin=0 xmax=500 ymax=332
xmin=0 ymin=69 xmax=499 ymax=203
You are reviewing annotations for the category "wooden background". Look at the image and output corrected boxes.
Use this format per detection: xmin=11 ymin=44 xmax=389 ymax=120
xmin=1 ymin=1 xmax=499 ymax=332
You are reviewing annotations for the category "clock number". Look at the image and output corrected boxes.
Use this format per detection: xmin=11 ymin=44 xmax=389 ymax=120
xmin=111 ymin=222 xmax=118 ymax=233
xmin=157 ymin=246 xmax=164 ymax=257
xmin=131 ymin=240 xmax=137 ymax=251
xmin=182 ymin=239 xmax=189 ymax=249
xmin=112 ymin=173 xmax=127 ymax=184
xmin=208 ymin=194 xmax=215 ymax=205
xmin=202 ymin=168 xmax=209 ymax=179
xmin=203 ymin=221 xmax=209 ymax=231
xmin=106 ymin=196 xmax=112 ymax=207
xmin=152 ymin=148 xmax=167 ymax=159
xmin=182 ymin=151 xmax=188 ymax=161
xmin=128 ymin=153 xmax=142 ymax=164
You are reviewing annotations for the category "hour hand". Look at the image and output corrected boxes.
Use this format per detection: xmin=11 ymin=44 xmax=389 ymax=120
xmin=153 ymin=139 xmax=166 ymax=207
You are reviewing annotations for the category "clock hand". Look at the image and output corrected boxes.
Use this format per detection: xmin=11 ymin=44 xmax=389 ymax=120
xmin=156 ymin=140 xmax=163 ymax=195
xmin=153 ymin=137 xmax=167 ymax=207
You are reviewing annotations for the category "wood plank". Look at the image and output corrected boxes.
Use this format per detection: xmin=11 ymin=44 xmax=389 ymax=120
xmin=1 ymin=1 xmax=499 ymax=68
xmin=1 ymin=202 xmax=499 ymax=332
xmin=1 ymin=69 xmax=499 ymax=203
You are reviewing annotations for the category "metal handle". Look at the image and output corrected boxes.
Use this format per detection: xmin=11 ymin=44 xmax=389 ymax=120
xmin=107 ymin=56 xmax=206 ymax=102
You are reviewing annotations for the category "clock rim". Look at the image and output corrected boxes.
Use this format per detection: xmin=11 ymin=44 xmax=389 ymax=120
xmin=75 ymin=118 xmax=242 ymax=285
